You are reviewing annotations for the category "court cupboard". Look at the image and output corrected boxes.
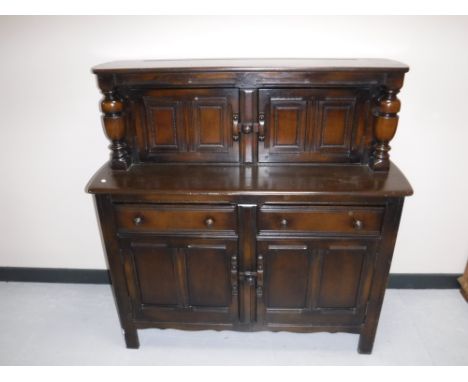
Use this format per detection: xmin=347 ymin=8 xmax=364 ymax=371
xmin=86 ymin=59 xmax=412 ymax=353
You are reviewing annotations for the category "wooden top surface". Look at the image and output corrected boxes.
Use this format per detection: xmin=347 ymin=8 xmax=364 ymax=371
xmin=86 ymin=163 xmax=413 ymax=198
xmin=92 ymin=58 xmax=409 ymax=74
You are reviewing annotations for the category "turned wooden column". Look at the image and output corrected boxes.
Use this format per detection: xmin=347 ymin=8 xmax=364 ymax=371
xmin=370 ymin=88 xmax=401 ymax=171
xmin=100 ymin=90 xmax=131 ymax=170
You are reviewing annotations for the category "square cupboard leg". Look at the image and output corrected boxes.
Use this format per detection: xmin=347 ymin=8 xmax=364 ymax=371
xmin=358 ymin=328 xmax=377 ymax=354
xmin=123 ymin=325 xmax=140 ymax=349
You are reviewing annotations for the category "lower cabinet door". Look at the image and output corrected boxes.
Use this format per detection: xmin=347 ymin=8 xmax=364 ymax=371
xmin=121 ymin=237 xmax=239 ymax=326
xmin=256 ymin=239 xmax=377 ymax=327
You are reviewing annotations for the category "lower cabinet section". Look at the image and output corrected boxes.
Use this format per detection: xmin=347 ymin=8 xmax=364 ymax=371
xmin=97 ymin=197 xmax=405 ymax=353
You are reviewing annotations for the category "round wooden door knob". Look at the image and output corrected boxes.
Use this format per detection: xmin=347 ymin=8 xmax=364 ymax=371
xmin=133 ymin=216 xmax=143 ymax=225
xmin=242 ymin=124 xmax=252 ymax=134
xmin=353 ymin=219 xmax=363 ymax=230
xmin=205 ymin=217 xmax=215 ymax=227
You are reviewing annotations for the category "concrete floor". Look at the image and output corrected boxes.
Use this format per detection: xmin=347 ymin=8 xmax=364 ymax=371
xmin=0 ymin=282 xmax=467 ymax=365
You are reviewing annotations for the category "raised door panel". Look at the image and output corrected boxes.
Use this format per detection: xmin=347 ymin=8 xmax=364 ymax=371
xmin=317 ymin=99 xmax=355 ymax=151
xmin=258 ymin=89 xmax=367 ymax=163
xmin=143 ymin=98 xmax=185 ymax=152
xmin=316 ymin=244 xmax=371 ymax=309
xmin=268 ymin=100 xmax=308 ymax=153
xmin=257 ymin=239 xmax=376 ymax=328
xmin=185 ymin=245 xmax=233 ymax=307
xmin=132 ymin=244 xmax=179 ymax=306
xmin=192 ymin=98 xmax=229 ymax=152
xmin=121 ymin=238 xmax=239 ymax=325
xmin=263 ymin=244 xmax=311 ymax=309
xmin=137 ymin=89 xmax=239 ymax=162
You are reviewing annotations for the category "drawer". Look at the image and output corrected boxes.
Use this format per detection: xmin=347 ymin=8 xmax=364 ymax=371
xmin=259 ymin=206 xmax=384 ymax=235
xmin=115 ymin=204 xmax=237 ymax=234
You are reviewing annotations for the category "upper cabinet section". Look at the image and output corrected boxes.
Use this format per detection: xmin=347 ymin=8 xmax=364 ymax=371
xmin=94 ymin=59 xmax=408 ymax=170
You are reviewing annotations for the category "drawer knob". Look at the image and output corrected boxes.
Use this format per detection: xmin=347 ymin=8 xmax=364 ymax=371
xmin=280 ymin=218 xmax=288 ymax=228
xmin=133 ymin=216 xmax=143 ymax=225
xmin=353 ymin=219 xmax=363 ymax=230
xmin=205 ymin=217 xmax=215 ymax=227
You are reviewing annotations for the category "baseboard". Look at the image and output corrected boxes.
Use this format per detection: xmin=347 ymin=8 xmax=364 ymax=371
xmin=0 ymin=267 xmax=462 ymax=289
xmin=386 ymin=273 xmax=461 ymax=289
xmin=0 ymin=267 xmax=110 ymax=284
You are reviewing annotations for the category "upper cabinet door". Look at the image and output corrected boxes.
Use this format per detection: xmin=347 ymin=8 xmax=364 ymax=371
xmin=134 ymin=89 xmax=239 ymax=162
xmin=258 ymin=88 xmax=370 ymax=163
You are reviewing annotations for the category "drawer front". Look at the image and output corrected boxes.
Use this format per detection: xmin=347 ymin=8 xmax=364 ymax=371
xmin=259 ymin=205 xmax=384 ymax=235
xmin=115 ymin=204 xmax=237 ymax=234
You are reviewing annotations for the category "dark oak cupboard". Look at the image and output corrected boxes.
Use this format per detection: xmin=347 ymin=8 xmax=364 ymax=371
xmin=86 ymin=59 xmax=412 ymax=353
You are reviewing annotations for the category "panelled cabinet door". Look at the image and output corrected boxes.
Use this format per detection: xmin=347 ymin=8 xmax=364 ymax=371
xmin=134 ymin=89 xmax=239 ymax=162
xmin=256 ymin=239 xmax=376 ymax=328
xmin=121 ymin=238 xmax=239 ymax=326
xmin=257 ymin=89 xmax=370 ymax=163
